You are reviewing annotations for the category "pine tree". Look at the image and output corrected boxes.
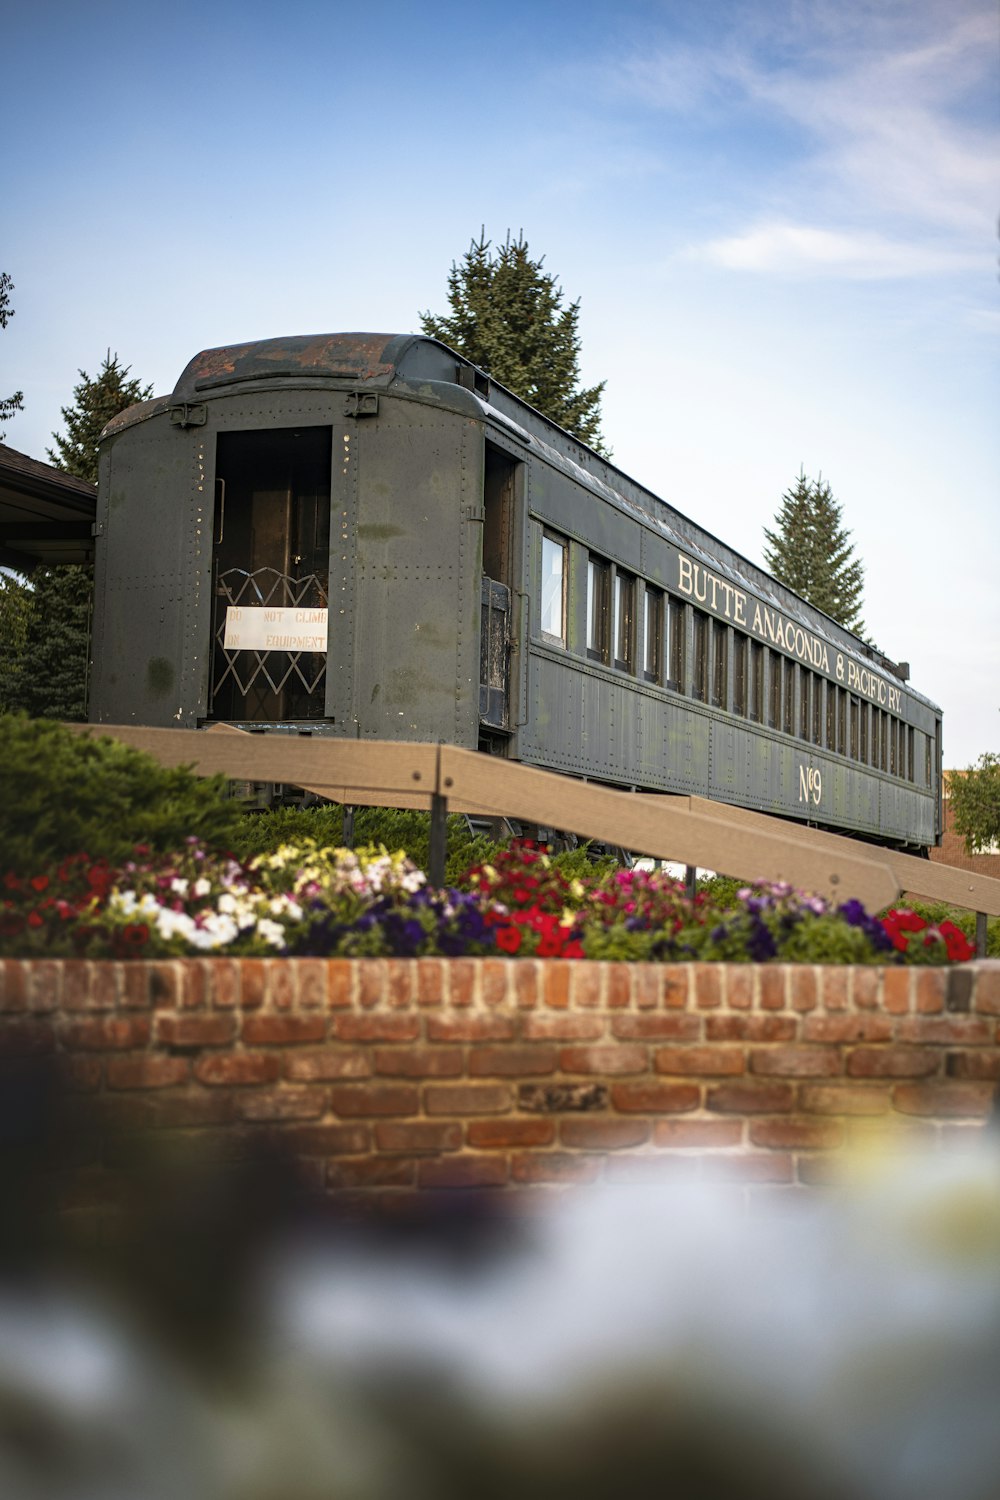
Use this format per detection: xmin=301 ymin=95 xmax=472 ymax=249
xmin=0 ymin=571 xmax=32 ymax=714
xmin=421 ymin=231 xmax=609 ymax=454
xmin=0 ymin=272 xmax=24 ymax=442
xmin=8 ymin=566 xmax=93 ymax=720
xmin=763 ymin=470 xmax=866 ymax=634
xmin=47 ymin=351 xmax=153 ymax=485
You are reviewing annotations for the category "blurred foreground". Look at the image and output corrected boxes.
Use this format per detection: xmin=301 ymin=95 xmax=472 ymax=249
xmin=1 ymin=1062 xmax=998 ymax=1499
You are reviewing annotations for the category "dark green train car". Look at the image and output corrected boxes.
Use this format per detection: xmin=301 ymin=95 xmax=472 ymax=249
xmin=90 ymin=332 xmax=942 ymax=851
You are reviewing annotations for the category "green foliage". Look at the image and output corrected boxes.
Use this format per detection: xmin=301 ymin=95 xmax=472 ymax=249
xmin=0 ymin=571 xmax=32 ymax=714
xmin=763 ymin=470 xmax=866 ymax=634
xmin=948 ymin=754 xmax=1000 ymax=856
xmin=6 ymin=566 xmax=92 ymax=720
xmin=0 ymin=271 xmax=24 ymax=441
xmin=421 ymin=231 xmax=608 ymax=454
xmin=47 ymin=351 xmax=153 ymax=484
xmin=0 ymin=715 xmax=243 ymax=870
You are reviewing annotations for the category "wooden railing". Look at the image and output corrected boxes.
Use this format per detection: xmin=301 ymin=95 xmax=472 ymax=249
xmin=71 ymin=725 xmax=1000 ymax=949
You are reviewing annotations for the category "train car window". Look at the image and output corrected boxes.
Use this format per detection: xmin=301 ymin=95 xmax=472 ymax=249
xmin=837 ymin=687 xmax=847 ymax=756
xmin=750 ymin=641 xmax=764 ymax=722
xmin=880 ymin=711 xmax=889 ymax=772
xmin=925 ymin=732 xmax=932 ymax=788
xmin=613 ymin=570 xmax=636 ymax=672
xmin=692 ymin=610 xmax=709 ymax=700
xmin=483 ymin=444 xmax=517 ymax=585
xmin=799 ymin=668 xmax=810 ymax=739
xmin=826 ymin=683 xmax=836 ymax=750
xmin=812 ymin=674 xmax=823 ymax=746
xmin=858 ymin=700 xmax=868 ymax=764
xmin=733 ymin=631 xmax=748 ymax=716
xmin=668 ymin=598 xmax=685 ymax=690
xmin=586 ymin=556 xmax=610 ymax=663
xmin=907 ymin=725 xmax=915 ymax=783
xmin=711 ymin=619 xmax=728 ymax=708
xmin=783 ymin=659 xmax=795 ymax=735
xmin=540 ymin=532 xmax=567 ymax=645
xmin=768 ymin=650 xmax=780 ymax=728
xmin=643 ymin=586 xmax=663 ymax=683
xmin=850 ymin=695 xmax=860 ymax=760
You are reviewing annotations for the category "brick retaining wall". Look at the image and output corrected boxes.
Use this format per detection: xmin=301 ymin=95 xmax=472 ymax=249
xmin=1 ymin=958 xmax=998 ymax=1205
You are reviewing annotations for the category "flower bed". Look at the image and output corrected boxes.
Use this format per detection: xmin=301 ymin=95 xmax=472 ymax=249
xmin=0 ymin=840 xmax=976 ymax=965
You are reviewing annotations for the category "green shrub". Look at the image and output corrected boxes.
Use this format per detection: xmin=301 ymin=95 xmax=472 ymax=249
xmin=0 ymin=715 xmax=243 ymax=870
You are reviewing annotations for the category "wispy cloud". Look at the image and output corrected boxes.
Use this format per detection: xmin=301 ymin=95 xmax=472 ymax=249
xmin=690 ymin=223 xmax=985 ymax=278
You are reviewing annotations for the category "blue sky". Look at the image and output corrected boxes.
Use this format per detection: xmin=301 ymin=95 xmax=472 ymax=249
xmin=4 ymin=0 xmax=997 ymax=765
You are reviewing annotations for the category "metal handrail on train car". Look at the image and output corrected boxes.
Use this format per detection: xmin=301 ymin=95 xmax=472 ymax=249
xmin=65 ymin=724 xmax=1000 ymax=949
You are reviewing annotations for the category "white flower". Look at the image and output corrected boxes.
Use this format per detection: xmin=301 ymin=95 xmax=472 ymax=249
xmin=193 ymin=877 xmax=212 ymax=898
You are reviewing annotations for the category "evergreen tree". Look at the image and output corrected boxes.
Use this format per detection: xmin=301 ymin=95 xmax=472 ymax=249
xmin=763 ymin=470 xmax=866 ymax=634
xmin=949 ymin=753 xmax=1000 ymax=855
xmin=0 ymin=571 xmax=32 ymax=713
xmin=8 ymin=566 xmax=93 ymax=721
xmin=0 ymin=272 xmax=24 ymax=441
xmin=47 ymin=351 xmax=153 ymax=485
xmin=421 ymin=231 xmax=609 ymax=454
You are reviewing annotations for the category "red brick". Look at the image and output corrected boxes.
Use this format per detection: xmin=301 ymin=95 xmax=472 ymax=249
xmin=852 ymin=968 xmax=880 ymax=1011
xmin=146 ymin=1092 xmax=239 ymax=1127
xmin=692 ymin=966 xmax=722 ymax=1010
xmin=330 ymin=1084 xmax=419 ymax=1117
xmin=106 ymin=1055 xmax=189 ymax=1090
xmin=59 ymin=1016 xmax=151 ymax=1051
xmin=914 ymin=970 xmax=946 ymax=1015
xmin=758 ymin=969 xmax=786 ymax=1011
xmin=446 ymin=958 xmax=478 ymax=1008
xmin=802 ymin=1015 xmax=893 ymax=1044
xmin=800 ymin=1084 xmax=890 ymax=1116
xmin=789 ymin=968 xmax=818 ymax=1013
xmin=559 ymin=1118 xmax=649 ymax=1150
xmin=611 ymin=1081 xmax=700 ymax=1114
xmin=725 ymin=968 xmax=753 ymax=1011
xmin=480 ymin=959 xmax=510 ymax=1007
xmin=613 ymin=1014 xmax=701 ymax=1041
xmin=0 ymin=962 xmax=28 ymax=1013
xmin=332 ymin=1014 xmax=420 ymax=1042
xmin=375 ymin=1121 xmax=463 ymax=1153
xmin=420 ymin=1154 xmax=510 ymax=1188
xmin=893 ymin=1081 xmax=996 ymax=1119
xmin=329 ymin=1157 xmax=417 ymax=1188
xmin=560 ymin=1044 xmax=647 ymax=1075
xmin=605 ymin=966 xmax=631 ymax=1009
xmin=569 ymin=964 xmax=603 ymax=1009
xmin=242 ymin=1014 xmax=327 ymax=1045
xmin=655 ymin=1046 xmax=745 ymax=1076
xmin=424 ymin=1084 xmax=512 ymax=1116
xmin=122 ymin=964 xmax=152 ymax=1010
xmin=749 ymin=1118 xmax=845 ymax=1150
xmin=283 ymin=1124 xmax=370 ymax=1155
xmin=633 ymin=964 xmax=660 ymax=1010
xmin=63 ymin=961 xmax=114 ymax=1011
xmin=267 ymin=961 xmax=296 ymax=1011
xmin=194 ymin=1052 xmax=281 ymax=1086
xmin=235 ymin=960 xmax=263 ymax=1008
xmin=283 ymin=1048 xmax=371 ymax=1081
xmin=415 ymin=958 xmax=445 ymax=1007
xmin=467 ymin=1118 xmax=556 ymax=1148
xmin=156 ymin=1014 xmax=237 ymax=1048
xmin=293 ymin=959 xmax=329 ymax=1010
xmin=750 ymin=1046 xmax=841 ymax=1078
xmin=148 ymin=962 xmax=180 ymax=1008
xmin=512 ymin=960 xmax=539 ymax=1010
xmin=820 ymin=967 xmax=849 ymax=1012
xmin=326 ymin=959 xmax=354 ymax=1008
xmin=27 ymin=962 xmax=62 ymax=1013
xmin=0 ymin=1020 xmax=56 ymax=1056
xmin=468 ymin=1045 xmax=558 ymax=1077
xmin=542 ymin=961 xmax=571 ymax=1010
xmin=374 ymin=1046 xmax=463 ymax=1078
xmin=386 ymin=959 xmax=416 ymax=1008
xmin=661 ymin=965 xmax=691 ymax=1008
xmin=897 ymin=1016 xmax=992 ymax=1045
xmin=945 ymin=1052 xmax=1000 ymax=1081
xmin=178 ymin=962 xmax=207 ymax=1011
xmin=426 ymin=1015 xmax=515 ymax=1043
xmin=237 ymin=1087 xmax=327 ymax=1121
xmin=973 ymin=964 xmax=1000 ymax=1014
xmin=652 ymin=1118 xmax=743 ymax=1148
xmin=522 ymin=1015 xmax=605 ymax=1041
xmin=701 ymin=1153 xmax=794 ymax=1184
xmin=356 ymin=960 xmax=386 ymax=1009
xmin=706 ymin=1015 xmax=797 ymax=1042
xmin=882 ymin=968 xmax=911 ymax=1015
xmin=206 ymin=959 xmax=240 ymax=1009
xmin=707 ymin=1082 xmax=794 ymax=1113
xmin=846 ymin=1048 xmax=939 ymax=1079
xmin=510 ymin=1152 xmax=601 ymax=1184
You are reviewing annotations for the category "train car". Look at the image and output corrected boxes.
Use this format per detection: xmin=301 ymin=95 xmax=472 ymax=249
xmin=89 ymin=332 xmax=942 ymax=851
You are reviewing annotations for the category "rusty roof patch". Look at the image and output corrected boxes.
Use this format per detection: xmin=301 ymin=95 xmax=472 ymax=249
xmin=172 ymin=333 xmax=401 ymax=399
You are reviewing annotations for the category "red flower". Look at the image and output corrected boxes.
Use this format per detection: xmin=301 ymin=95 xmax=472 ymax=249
xmin=939 ymin=921 xmax=974 ymax=963
xmin=27 ymin=911 xmax=44 ymax=928
xmin=495 ymin=925 xmax=522 ymax=954
xmin=30 ymin=875 xmax=49 ymax=893
xmin=3 ymin=872 xmax=20 ymax=891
